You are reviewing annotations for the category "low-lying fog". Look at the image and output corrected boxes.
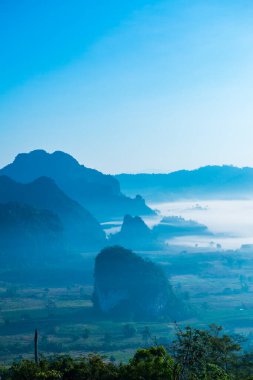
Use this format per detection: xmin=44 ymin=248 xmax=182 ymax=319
xmin=149 ymin=200 xmax=253 ymax=250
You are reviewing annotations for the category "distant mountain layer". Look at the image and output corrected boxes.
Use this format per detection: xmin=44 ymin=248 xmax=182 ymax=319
xmin=0 ymin=202 xmax=63 ymax=265
xmin=0 ymin=175 xmax=105 ymax=251
xmin=0 ymin=150 xmax=154 ymax=220
xmin=152 ymin=216 xmax=209 ymax=238
xmin=110 ymin=215 xmax=159 ymax=251
xmin=109 ymin=214 xmax=209 ymax=251
xmin=116 ymin=166 xmax=253 ymax=201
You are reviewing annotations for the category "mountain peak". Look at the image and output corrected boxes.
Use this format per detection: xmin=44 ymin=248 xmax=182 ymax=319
xmin=0 ymin=149 xmax=153 ymax=220
xmin=31 ymin=175 xmax=57 ymax=187
xmin=1 ymin=149 xmax=87 ymax=184
xmin=14 ymin=149 xmax=80 ymax=169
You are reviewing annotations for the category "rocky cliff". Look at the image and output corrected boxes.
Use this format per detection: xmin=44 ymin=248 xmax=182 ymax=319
xmin=93 ymin=246 xmax=184 ymax=320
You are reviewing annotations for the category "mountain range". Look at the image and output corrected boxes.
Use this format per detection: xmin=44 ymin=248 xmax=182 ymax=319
xmin=0 ymin=175 xmax=105 ymax=252
xmin=0 ymin=150 xmax=153 ymax=220
xmin=2 ymin=150 xmax=247 ymax=263
xmin=0 ymin=149 xmax=156 ymax=261
xmin=116 ymin=165 xmax=253 ymax=201
xmin=0 ymin=202 xmax=63 ymax=266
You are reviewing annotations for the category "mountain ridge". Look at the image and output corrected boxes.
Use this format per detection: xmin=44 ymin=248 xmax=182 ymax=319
xmin=0 ymin=150 xmax=154 ymax=220
xmin=0 ymin=201 xmax=64 ymax=266
xmin=116 ymin=165 xmax=253 ymax=201
xmin=0 ymin=175 xmax=105 ymax=251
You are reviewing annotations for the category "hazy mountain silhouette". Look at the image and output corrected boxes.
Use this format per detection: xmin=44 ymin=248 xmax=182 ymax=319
xmin=109 ymin=214 xmax=209 ymax=249
xmin=0 ymin=175 xmax=105 ymax=251
xmin=116 ymin=165 xmax=253 ymax=201
xmin=0 ymin=150 xmax=154 ymax=220
xmin=110 ymin=215 xmax=159 ymax=250
xmin=93 ymin=246 xmax=185 ymax=320
xmin=0 ymin=202 xmax=64 ymax=266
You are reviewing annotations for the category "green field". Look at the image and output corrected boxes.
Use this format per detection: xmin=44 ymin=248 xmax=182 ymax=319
xmin=1 ymin=247 xmax=253 ymax=364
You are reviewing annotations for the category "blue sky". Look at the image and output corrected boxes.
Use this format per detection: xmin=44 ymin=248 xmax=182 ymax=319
xmin=1 ymin=0 xmax=253 ymax=173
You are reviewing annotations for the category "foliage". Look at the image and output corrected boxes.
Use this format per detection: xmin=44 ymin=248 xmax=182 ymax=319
xmin=171 ymin=324 xmax=242 ymax=379
xmin=2 ymin=325 xmax=253 ymax=379
xmin=0 ymin=348 xmax=175 ymax=380
xmin=121 ymin=346 xmax=175 ymax=379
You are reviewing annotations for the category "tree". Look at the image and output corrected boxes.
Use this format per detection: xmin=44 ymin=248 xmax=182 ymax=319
xmin=122 ymin=324 xmax=136 ymax=338
xmin=82 ymin=328 xmax=90 ymax=340
xmin=121 ymin=346 xmax=176 ymax=380
xmin=171 ymin=324 xmax=240 ymax=379
xmin=3 ymin=325 xmax=253 ymax=380
xmin=142 ymin=326 xmax=151 ymax=345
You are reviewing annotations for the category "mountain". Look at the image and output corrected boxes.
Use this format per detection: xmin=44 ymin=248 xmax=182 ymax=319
xmin=116 ymin=165 xmax=253 ymax=201
xmin=0 ymin=150 xmax=154 ymax=220
xmin=0 ymin=202 xmax=63 ymax=266
xmin=0 ymin=175 xmax=105 ymax=251
xmin=109 ymin=214 xmax=209 ymax=250
xmin=93 ymin=246 xmax=184 ymax=320
xmin=110 ymin=215 xmax=160 ymax=250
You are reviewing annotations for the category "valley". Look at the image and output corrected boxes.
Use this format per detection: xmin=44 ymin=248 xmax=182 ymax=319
xmin=1 ymin=244 xmax=253 ymax=364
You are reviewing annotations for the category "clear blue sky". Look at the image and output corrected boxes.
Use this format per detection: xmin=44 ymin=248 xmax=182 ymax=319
xmin=1 ymin=0 xmax=253 ymax=173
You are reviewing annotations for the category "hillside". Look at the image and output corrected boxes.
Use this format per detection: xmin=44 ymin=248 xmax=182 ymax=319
xmin=0 ymin=202 xmax=63 ymax=265
xmin=0 ymin=150 xmax=154 ymax=220
xmin=116 ymin=165 xmax=253 ymax=201
xmin=0 ymin=175 xmax=105 ymax=251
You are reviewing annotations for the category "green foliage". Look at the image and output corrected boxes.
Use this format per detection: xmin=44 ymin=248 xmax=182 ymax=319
xmin=206 ymin=363 xmax=230 ymax=380
xmin=0 ymin=348 xmax=175 ymax=380
xmin=3 ymin=325 xmax=253 ymax=380
xmin=172 ymin=324 xmax=241 ymax=379
xmin=121 ymin=346 xmax=175 ymax=380
xmin=1 ymin=355 xmax=119 ymax=380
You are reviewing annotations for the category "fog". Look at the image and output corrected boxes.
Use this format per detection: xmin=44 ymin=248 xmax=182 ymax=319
xmin=148 ymin=200 xmax=253 ymax=250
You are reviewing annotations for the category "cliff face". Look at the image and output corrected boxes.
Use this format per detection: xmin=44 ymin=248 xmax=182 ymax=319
xmin=93 ymin=246 xmax=182 ymax=320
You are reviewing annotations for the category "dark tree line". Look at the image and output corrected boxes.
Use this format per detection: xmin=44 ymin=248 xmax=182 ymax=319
xmin=1 ymin=324 xmax=253 ymax=379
